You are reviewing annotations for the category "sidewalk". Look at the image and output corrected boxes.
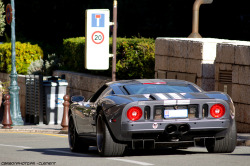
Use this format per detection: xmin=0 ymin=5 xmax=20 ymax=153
xmin=0 ymin=124 xmax=249 ymax=146
xmin=0 ymin=124 xmax=68 ymax=134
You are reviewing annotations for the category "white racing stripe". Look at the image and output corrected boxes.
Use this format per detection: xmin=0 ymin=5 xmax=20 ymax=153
xmin=106 ymin=158 xmax=154 ymax=166
xmin=164 ymin=100 xmax=176 ymax=105
xmin=177 ymin=99 xmax=190 ymax=105
xmin=0 ymin=143 xmax=32 ymax=149
xmin=168 ymin=93 xmax=183 ymax=99
xmin=155 ymin=93 xmax=168 ymax=100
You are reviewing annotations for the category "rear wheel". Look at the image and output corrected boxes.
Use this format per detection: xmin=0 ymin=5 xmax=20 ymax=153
xmin=68 ymin=115 xmax=89 ymax=152
xmin=96 ymin=113 xmax=126 ymax=157
xmin=205 ymin=119 xmax=237 ymax=153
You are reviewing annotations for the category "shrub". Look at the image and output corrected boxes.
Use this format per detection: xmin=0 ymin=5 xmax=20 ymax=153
xmin=61 ymin=37 xmax=85 ymax=72
xmin=116 ymin=38 xmax=155 ymax=79
xmin=61 ymin=37 xmax=155 ymax=79
xmin=0 ymin=0 xmax=5 ymax=36
xmin=0 ymin=42 xmax=43 ymax=74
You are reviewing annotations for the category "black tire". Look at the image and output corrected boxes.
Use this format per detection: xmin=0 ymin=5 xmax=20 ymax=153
xmin=68 ymin=115 xmax=89 ymax=152
xmin=96 ymin=113 xmax=126 ymax=157
xmin=205 ymin=119 xmax=237 ymax=153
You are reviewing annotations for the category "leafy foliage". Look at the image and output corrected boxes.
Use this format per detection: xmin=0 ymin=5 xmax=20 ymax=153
xmin=0 ymin=0 xmax=5 ymax=36
xmin=0 ymin=42 xmax=43 ymax=74
xmin=116 ymin=38 xmax=155 ymax=79
xmin=61 ymin=37 xmax=155 ymax=79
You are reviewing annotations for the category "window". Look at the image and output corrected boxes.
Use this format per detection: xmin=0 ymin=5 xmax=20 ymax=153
xmin=124 ymin=84 xmax=199 ymax=95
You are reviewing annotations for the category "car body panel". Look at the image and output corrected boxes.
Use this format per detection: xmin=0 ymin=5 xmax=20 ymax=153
xmin=69 ymin=79 xmax=235 ymax=147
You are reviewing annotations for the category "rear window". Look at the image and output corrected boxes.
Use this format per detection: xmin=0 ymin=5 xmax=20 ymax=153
xmin=123 ymin=84 xmax=199 ymax=95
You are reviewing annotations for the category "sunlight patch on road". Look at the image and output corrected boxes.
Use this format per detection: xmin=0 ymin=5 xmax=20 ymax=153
xmin=0 ymin=132 xmax=67 ymax=138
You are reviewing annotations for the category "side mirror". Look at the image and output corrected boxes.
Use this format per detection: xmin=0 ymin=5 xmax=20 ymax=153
xmin=71 ymin=96 xmax=85 ymax=103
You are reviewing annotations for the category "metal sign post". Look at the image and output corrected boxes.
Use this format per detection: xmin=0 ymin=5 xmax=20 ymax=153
xmin=8 ymin=0 xmax=23 ymax=125
xmin=112 ymin=0 xmax=117 ymax=81
xmin=85 ymin=0 xmax=118 ymax=81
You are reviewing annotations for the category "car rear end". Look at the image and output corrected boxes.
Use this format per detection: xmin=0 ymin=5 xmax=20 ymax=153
xmin=117 ymin=96 xmax=234 ymax=149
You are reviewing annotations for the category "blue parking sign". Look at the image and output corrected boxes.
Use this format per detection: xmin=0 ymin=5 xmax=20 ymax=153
xmin=92 ymin=14 xmax=105 ymax=27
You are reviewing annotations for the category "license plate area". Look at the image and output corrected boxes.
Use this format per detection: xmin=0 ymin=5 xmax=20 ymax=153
xmin=164 ymin=106 xmax=188 ymax=119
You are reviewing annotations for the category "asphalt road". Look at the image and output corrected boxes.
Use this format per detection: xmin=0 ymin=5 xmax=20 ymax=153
xmin=0 ymin=132 xmax=249 ymax=166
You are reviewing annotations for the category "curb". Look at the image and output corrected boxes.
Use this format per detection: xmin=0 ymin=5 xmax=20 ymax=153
xmin=0 ymin=129 xmax=68 ymax=134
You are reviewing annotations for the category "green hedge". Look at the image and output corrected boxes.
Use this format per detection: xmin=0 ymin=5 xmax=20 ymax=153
xmin=0 ymin=42 xmax=43 ymax=74
xmin=62 ymin=37 xmax=155 ymax=79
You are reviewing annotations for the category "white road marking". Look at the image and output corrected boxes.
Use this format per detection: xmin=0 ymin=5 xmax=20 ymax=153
xmin=0 ymin=143 xmax=32 ymax=149
xmin=106 ymin=158 xmax=154 ymax=166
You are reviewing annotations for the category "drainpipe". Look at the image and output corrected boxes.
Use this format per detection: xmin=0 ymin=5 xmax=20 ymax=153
xmin=188 ymin=0 xmax=213 ymax=38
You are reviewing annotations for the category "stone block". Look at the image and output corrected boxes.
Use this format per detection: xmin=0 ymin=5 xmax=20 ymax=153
xmin=166 ymin=72 xmax=177 ymax=79
xmin=232 ymin=65 xmax=239 ymax=84
xmin=236 ymin=122 xmax=250 ymax=133
xmin=232 ymin=84 xmax=250 ymax=104
xmin=215 ymin=63 xmax=220 ymax=81
xmin=235 ymin=45 xmax=250 ymax=65
xmin=238 ymin=66 xmax=250 ymax=85
xmin=232 ymin=84 xmax=241 ymax=103
xmin=214 ymin=81 xmax=219 ymax=91
xmin=168 ymin=40 xmax=188 ymax=58
xmin=168 ymin=57 xmax=186 ymax=72
xmin=241 ymin=85 xmax=250 ymax=104
xmin=185 ymin=73 xmax=197 ymax=84
xmin=177 ymin=73 xmax=186 ymax=81
xmin=155 ymin=38 xmax=169 ymax=56
xmin=235 ymin=103 xmax=250 ymax=130
xmin=19 ymin=83 xmax=26 ymax=96
xmin=186 ymin=59 xmax=202 ymax=77
xmin=219 ymin=63 xmax=232 ymax=71
xmin=157 ymin=70 xmax=167 ymax=79
xmin=155 ymin=55 xmax=169 ymax=71
xmin=216 ymin=43 xmax=235 ymax=64
xmin=187 ymin=40 xmax=203 ymax=60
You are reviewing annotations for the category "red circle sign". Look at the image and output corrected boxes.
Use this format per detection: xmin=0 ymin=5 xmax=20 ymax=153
xmin=6 ymin=4 xmax=12 ymax=25
xmin=91 ymin=31 xmax=104 ymax=44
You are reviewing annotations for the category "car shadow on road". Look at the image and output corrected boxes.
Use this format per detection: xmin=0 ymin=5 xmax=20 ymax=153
xmin=20 ymin=146 xmax=207 ymax=158
xmin=20 ymin=147 xmax=100 ymax=158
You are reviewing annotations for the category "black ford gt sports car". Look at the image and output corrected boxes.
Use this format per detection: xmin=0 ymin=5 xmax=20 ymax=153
xmin=68 ymin=79 xmax=236 ymax=157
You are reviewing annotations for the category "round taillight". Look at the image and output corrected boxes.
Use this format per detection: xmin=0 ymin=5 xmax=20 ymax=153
xmin=127 ymin=107 xmax=142 ymax=121
xmin=210 ymin=104 xmax=225 ymax=118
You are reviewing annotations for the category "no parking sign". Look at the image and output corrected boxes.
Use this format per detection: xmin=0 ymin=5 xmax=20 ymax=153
xmin=85 ymin=9 xmax=110 ymax=70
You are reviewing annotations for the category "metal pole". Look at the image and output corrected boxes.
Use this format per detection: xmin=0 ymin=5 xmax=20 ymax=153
xmin=112 ymin=0 xmax=117 ymax=81
xmin=9 ymin=0 xmax=23 ymax=125
xmin=188 ymin=0 xmax=213 ymax=38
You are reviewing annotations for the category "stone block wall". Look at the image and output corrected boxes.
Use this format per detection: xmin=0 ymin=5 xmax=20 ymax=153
xmin=1 ymin=71 xmax=111 ymax=122
xmin=155 ymin=38 xmax=230 ymax=91
xmin=215 ymin=42 xmax=250 ymax=132
xmin=53 ymin=70 xmax=111 ymax=100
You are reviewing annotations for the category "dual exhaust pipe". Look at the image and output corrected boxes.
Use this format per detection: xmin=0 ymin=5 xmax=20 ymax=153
xmin=166 ymin=124 xmax=190 ymax=135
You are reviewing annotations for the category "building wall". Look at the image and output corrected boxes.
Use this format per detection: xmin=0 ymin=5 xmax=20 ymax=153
xmin=53 ymin=70 xmax=111 ymax=100
xmin=215 ymin=42 xmax=250 ymax=132
xmin=155 ymin=38 xmax=250 ymax=132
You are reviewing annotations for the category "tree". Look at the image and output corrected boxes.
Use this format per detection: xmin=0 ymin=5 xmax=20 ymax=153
xmin=0 ymin=0 xmax=5 ymax=36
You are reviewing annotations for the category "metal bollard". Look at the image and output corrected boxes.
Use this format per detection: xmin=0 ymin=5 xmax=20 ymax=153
xmin=2 ymin=94 xmax=12 ymax=129
xmin=61 ymin=95 xmax=70 ymax=131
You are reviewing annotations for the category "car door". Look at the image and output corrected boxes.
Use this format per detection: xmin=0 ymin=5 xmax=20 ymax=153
xmin=74 ymin=85 xmax=109 ymax=136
